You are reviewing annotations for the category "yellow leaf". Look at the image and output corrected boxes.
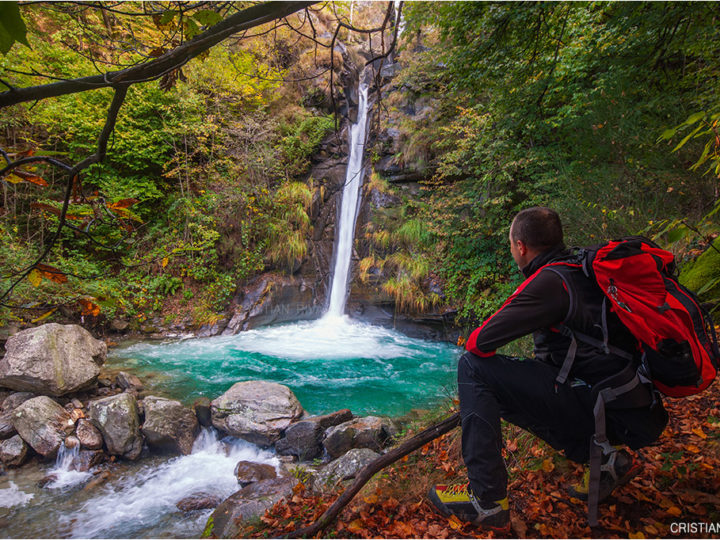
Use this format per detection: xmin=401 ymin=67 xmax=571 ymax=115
xmin=448 ymin=515 xmax=463 ymax=530
xmin=347 ymin=519 xmax=364 ymax=533
xmin=28 ymin=269 xmax=43 ymax=287
xmin=31 ymin=308 xmax=57 ymax=323
xmin=162 ymin=257 xmax=169 ymax=268
xmin=629 ymin=532 xmax=645 ymax=539
xmin=692 ymin=427 xmax=707 ymax=439
xmin=4 ymin=173 xmax=24 ymax=184
xmin=542 ymin=458 xmax=555 ymax=473
xmin=363 ymin=494 xmax=378 ymax=504
xmin=686 ymin=444 xmax=701 ymax=454
xmin=667 ymin=506 xmax=682 ymax=517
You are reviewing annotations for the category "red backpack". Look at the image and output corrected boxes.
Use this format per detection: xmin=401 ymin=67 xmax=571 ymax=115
xmin=583 ymin=236 xmax=719 ymax=396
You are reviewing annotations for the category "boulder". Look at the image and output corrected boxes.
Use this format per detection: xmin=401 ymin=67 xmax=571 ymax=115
xmin=116 ymin=372 xmax=143 ymax=392
xmin=205 ymin=477 xmax=299 ymax=538
xmin=71 ymin=449 xmax=106 ymax=472
xmin=211 ymin=381 xmax=303 ymax=446
xmin=312 ymin=409 xmax=353 ymax=430
xmin=192 ymin=397 xmax=212 ymax=427
xmin=0 ymin=412 xmax=17 ymax=440
xmin=87 ymin=393 xmax=143 ymax=460
xmin=322 ymin=416 xmax=393 ymax=459
xmin=2 ymin=391 xmax=37 ymax=412
xmin=312 ymin=448 xmax=380 ymax=489
xmin=0 ymin=435 xmax=28 ymax=467
xmin=11 ymin=396 xmax=75 ymax=457
xmin=76 ymin=419 xmax=103 ymax=450
xmin=234 ymin=461 xmax=277 ymax=487
xmin=141 ymin=396 xmax=199 ymax=455
xmin=176 ymin=493 xmax=221 ymax=513
xmin=0 ymin=324 xmax=106 ymax=396
xmin=275 ymin=421 xmax=323 ymax=461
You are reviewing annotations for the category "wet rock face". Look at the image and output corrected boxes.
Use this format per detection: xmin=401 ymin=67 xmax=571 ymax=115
xmin=205 ymin=477 xmax=299 ymax=538
xmin=211 ymin=381 xmax=303 ymax=446
xmin=87 ymin=393 xmax=143 ymax=460
xmin=141 ymin=396 xmax=199 ymax=455
xmin=234 ymin=461 xmax=277 ymax=487
xmin=11 ymin=395 xmax=75 ymax=458
xmin=0 ymin=435 xmax=28 ymax=467
xmin=0 ymin=324 xmax=106 ymax=396
xmin=176 ymin=493 xmax=221 ymax=513
xmin=76 ymin=418 xmax=103 ymax=450
xmin=312 ymin=448 xmax=380 ymax=490
xmin=322 ymin=416 xmax=394 ymax=459
xmin=0 ymin=412 xmax=17 ymax=440
xmin=275 ymin=409 xmax=354 ymax=461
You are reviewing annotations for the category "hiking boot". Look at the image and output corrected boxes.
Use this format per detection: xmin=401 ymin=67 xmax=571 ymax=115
xmin=428 ymin=483 xmax=510 ymax=532
xmin=567 ymin=449 xmax=641 ymax=502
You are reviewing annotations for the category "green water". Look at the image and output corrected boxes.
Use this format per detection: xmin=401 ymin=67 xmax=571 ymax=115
xmin=108 ymin=317 xmax=460 ymax=416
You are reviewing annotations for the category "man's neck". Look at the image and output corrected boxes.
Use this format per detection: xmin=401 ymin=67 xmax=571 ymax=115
xmin=521 ymin=245 xmax=568 ymax=277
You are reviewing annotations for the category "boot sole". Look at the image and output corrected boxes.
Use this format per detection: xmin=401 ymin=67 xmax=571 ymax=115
xmin=427 ymin=488 xmax=511 ymax=534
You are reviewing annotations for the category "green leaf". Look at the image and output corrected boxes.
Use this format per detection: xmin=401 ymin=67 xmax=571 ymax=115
xmin=159 ymin=10 xmax=178 ymax=25
xmin=666 ymin=224 xmax=691 ymax=244
xmin=184 ymin=18 xmax=200 ymax=39
xmin=193 ymin=10 xmax=223 ymax=27
xmin=0 ymin=2 xmax=29 ymax=55
xmin=681 ymin=111 xmax=705 ymax=127
xmin=658 ymin=128 xmax=677 ymax=141
xmin=672 ymin=124 xmax=704 ymax=153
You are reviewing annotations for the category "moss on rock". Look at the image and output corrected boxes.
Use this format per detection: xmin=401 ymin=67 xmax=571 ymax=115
xmin=679 ymin=238 xmax=720 ymax=302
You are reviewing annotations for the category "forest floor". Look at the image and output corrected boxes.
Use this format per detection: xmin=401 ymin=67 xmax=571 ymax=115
xmin=240 ymin=386 xmax=720 ymax=539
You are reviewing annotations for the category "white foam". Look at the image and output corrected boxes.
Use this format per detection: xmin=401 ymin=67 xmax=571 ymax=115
xmin=0 ymin=481 xmax=34 ymax=508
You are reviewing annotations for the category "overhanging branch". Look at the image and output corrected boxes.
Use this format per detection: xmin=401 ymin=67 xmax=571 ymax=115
xmin=0 ymin=1 xmax=316 ymax=108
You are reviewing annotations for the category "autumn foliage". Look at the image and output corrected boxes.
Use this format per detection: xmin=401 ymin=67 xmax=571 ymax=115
xmin=242 ymin=389 xmax=720 ymax=539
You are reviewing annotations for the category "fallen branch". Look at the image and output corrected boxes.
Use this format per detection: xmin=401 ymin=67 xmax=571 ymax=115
xmin=285 ymin=412 xmax=461 ymax=539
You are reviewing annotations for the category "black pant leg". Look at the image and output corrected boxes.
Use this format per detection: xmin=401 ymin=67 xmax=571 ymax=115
xmin=458 ymin=352 xmax=597 ymax=503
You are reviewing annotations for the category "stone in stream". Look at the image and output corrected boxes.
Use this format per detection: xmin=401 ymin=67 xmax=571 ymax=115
xmin=0 ymin=412 xmax=17 ymax=440
xmin=210 ymin=381 xmax=303 ymax=446
xmin=176 ymin=493 xmax=221 ymax=513
xmin=87 ymin=393 xmax=143 ymax=460
xmin=312 ymin=447 xmax=380 ymax=490
xmin=141 ymin=396 xmax=199 ymax=455
xmin=116 ymin=371 xmax=144 ymax=392
xmin=0 ymin=324 xmax=106 ymax=396
xmin=275 ymin=409 xmax=354 ymax=461
xmin=322 ymin=416 xmax=394 ymax=459
xmin=0 ymin=435 xmax=29 ymax=467
xmin=76 ymin=418 xmax=103 ymax=450
xmin=234 ymin=461 xmax=276 ymax=487
xmin=72 ymin=449 xmax=107 ymax=472
xmin=192 ymin=397 xmax=212 ymax=427
xmin=205 ymin=477 xmax=299 ymax=538
xmin=2 ymin=391 xmax=36 ymax=412
xmin=11 ymin=395 xmax=76 ymax=458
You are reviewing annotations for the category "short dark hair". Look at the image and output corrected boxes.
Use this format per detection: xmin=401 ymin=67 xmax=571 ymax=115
xmin=510 ymin=207 xmax=564 ymax=250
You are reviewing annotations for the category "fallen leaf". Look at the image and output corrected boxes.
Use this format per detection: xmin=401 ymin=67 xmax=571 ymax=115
xmin=629 ymin=532 xmax=645 ymax=539
xmin=692 ymin=427 xmax=707 ymax=439
xmin=448 ymin=515 xmax=462 ymax=530
xmin=542 ymin=458 xmax=555 ymax=472
xmin=667 ymin=506 xmax=682 ymax=517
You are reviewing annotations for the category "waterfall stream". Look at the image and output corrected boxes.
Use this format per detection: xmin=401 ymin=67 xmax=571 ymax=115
xmin=326 ymin=80 xmax=371 ymax=318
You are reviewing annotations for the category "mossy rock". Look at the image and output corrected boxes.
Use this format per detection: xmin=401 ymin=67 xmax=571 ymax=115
xmin=679 ymin=238 xmax=720 ymax=302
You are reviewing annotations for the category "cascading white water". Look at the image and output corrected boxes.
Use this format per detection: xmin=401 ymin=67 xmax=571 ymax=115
xmin=325 ymin=81 xmax=371 ymax=318
xmin=46 ymin=443 xmax=92 ymax=490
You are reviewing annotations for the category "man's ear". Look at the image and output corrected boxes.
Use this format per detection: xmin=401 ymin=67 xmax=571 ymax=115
xmin=517 ymin=240 xmax=527 ymax=256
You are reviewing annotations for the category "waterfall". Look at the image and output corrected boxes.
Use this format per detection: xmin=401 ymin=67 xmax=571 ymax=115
xmin=325 ymin=81 xmax=371 ymax=318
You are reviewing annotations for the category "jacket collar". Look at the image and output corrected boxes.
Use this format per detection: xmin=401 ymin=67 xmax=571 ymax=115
xmin=521 ymin=244 xmax=569 ymax=278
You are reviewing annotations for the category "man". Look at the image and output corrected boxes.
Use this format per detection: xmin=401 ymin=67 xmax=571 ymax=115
xmin=428 ymin=207 xmax=668 ymax=532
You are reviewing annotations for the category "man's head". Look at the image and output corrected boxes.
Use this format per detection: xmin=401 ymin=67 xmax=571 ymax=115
xmin=509 ymin=207 xmax=564 ymax=269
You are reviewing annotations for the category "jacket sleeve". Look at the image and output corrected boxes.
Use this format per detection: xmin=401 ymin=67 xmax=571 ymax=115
xmin=466 ymin=268 xmax=570 ymax=357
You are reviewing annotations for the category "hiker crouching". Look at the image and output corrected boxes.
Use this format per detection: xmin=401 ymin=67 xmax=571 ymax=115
xmin=428 ymin=207 xmax=668 ymax=531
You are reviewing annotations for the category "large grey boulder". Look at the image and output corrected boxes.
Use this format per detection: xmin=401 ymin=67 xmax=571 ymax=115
xmin=141 ymin=396 xmax=199 ymax=455
xmin=205 ymin=477 xmax=299 ymax=538
xmin=276 ymin=409 xmax=353 ymax=460
xmin=2 ymin=392 xmax=36 ymax=412
xmin=312 ymin=448 xmax=380 ymax=490
xmin=0 ymin=324 xmax=106 ymax=396
xmin=211 ymin=381 xmax=303 ymax=446
xmin=11 ymin=395 xmax=75 ymax=457
xmin=0 ymin=435 xmax=29 ymax=467
xmin=87 ymin=393 xmax=143 ymax=460
xmin=322 ymin=416 xmax=393 ymax=459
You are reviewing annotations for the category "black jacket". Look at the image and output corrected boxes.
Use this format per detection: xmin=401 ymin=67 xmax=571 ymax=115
xmin=466 ymin=246 xmax=638 ymax=385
